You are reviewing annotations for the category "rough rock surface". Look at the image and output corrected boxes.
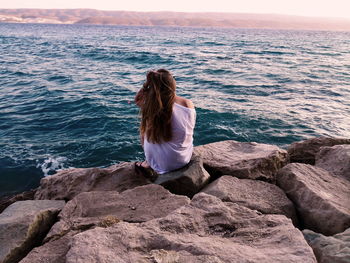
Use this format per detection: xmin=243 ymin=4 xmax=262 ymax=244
xmin=155 ymin=154 xmax=210 ymax=197
xmin=35 ymin=162 xmax=150 ymax=201
xmin=45 ymin=184 xmax=190 ymax=242
xmin=194 ymin=140 xmax=288 ymax=182
xmin=20 ymin=232 xmax=74 ymax=263
xmin=303 ymin=228 xmax=350 ymax=263
xmin=277 ymin=163 xmax=350 ymax=235
xmin=0 ymin=200 xmax=65 ymax=263
xmin=201 ymin=175 xmax=298 ymax=225
xmin=0 ymin=188 xmax=37 ymax=213
xmin=287 ymin=137 xmax=350 ymax=164
xmin=64 ymin=193 xmax=316 ymax=263
xmin=316 ymin=144 xmax=350 ymax=181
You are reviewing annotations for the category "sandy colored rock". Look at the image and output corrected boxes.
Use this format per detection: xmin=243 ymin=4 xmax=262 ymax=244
xmin=287 ymin=137 xmax=350 ymax=164
xmin=303 ymin=228 xmax=350 ymax=263
xmin=316 ymin=144 xmax=350 ymax=181
xmin=64 ymin=193 xmax=316 ymax=263
xmin=277 ymin=163 xmax=350 ymax=235
xmin=35 ymin=162 xmax=150 ymax=201
xmin=201 ymin=175 xmax=298 ymax=225
xmin=0 ymin=200 xmax=65 ymax=263
xmin=155 ymin=154 xmax=211 ymax=197
xmin=45 ymin=184 xmax=190 ymax=242
xmin=194 ymin=140 xmax=288 ymax=182
xmin=0 ymin=188 xmax=37 ymax=213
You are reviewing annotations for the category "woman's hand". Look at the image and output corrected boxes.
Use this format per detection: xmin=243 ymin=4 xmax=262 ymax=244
xmin=134 ymin=88 xmax=144 ymax=107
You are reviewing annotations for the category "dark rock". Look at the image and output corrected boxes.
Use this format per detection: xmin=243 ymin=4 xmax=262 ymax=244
xmin=287 ymin=137 xmax=350 ymax=164
xmin=201 ymin=175 xmax=298 ymax=225
xmin=154 ymin=154 xmax=210 ymax=197
xmin=277 ymin=163 xmax=350 ymax=235
xmin=303 ymin=228 xmax=350 ymax=263
xmin=19 ymin=232 xmax=74 ymax=263
xmin=194 ymin=140 xmax=288 ymax=182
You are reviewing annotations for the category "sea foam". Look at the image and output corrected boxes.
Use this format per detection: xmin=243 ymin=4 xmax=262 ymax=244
xmin=36 ymin=156 xmax=68 ymax=176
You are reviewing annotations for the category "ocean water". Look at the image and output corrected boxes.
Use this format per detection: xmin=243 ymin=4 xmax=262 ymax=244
xmin=0 ymin=23 xmax=349 ymax=196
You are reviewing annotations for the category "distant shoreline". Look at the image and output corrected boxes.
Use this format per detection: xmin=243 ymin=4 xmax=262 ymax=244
xmin=1 ymin=9 xmax=350 ymax=31
xmin=2 ymin=23 xmax=350 ymax=34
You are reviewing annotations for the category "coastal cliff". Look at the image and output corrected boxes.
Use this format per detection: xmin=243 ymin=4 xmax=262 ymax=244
xmin=0 ymin=137 xmax=349 ymax=262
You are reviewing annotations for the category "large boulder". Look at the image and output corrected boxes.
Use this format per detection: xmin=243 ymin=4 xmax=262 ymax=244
xmin=315 ymin=145 xmax=350 ymax=181
xmin=201 ymin=175 xmax=298 ymax=225
xmin=35 ymin=162 xmax=150 ymax=201
xmin=64 ymin=193 xmax=316 ymax=263
xmin=155 ymin=154 xmax=210 ymax=197
xmin=287 ymin=137 xmax=350 ymax=164
xmin=277 ymin=163 xmax=350 ymax=235
xmin=0 ymin=200 xmax=65 ymax=263
xmin=194 ymin=140 xmax=288 ymax=182
xmin=303 ymin=228 xmax=350 ymax=263
xmin=0 ymin=188 xmax=37 ymax=214
xmin=45 ymin=184 xmax=190 ymax=242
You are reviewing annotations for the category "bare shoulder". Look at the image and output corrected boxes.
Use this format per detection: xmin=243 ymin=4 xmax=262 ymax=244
xmin=175 ymin=96 xmax=195 ymax=109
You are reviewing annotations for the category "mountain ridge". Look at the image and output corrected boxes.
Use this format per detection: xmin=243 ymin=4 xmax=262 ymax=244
xmin=1 ymin=8 xmax=350 ymax=31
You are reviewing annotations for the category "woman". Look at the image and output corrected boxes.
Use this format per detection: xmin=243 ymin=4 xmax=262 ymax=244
xmin=134 ymin=69 xmax=196 ymax=179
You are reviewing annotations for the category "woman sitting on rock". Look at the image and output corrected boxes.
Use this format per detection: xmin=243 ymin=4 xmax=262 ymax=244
xmin=134 ymin=69 xmax=196 ymax=179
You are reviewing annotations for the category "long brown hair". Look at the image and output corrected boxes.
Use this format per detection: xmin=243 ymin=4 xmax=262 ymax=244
xmin=140 ymin=69 xmax=176 ymax=143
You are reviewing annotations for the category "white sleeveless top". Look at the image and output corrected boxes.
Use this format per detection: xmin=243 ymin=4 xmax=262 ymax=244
xmin=144 ymin=102 xmax=196 ymax=174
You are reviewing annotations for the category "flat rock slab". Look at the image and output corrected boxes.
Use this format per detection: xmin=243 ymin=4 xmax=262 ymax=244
xmin=0 ymin=188 xmax=37 ymax=214
xmin=288 ymin=137 xmax=350 ymax=164
xmin=35 ymin=162 xmax=150 ymax=201
xmin=154 ymin=154 xmax=210 ymax=197
xmin=0 ymin=200 xmax=65 ymax=263
xmin=277 ymin=163 xmax=350 ymax=235
xmin=194 ymin=140 xmax=288 ymax=182
xmin=201 ymin=175 xmax=298 ymax=225
xmin=64 ymin=193 xmax=316 ymax=263
xmin=303 ymin=228 xmax=350 ymax=263
xmin=45 ymin=184 xmax=190 ymax=242
xmin=316 ymin=145 xmax=350 ymax=181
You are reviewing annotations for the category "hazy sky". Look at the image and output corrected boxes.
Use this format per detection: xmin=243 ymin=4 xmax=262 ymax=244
xmin=1 ymin=0 xmax=350 ymax=19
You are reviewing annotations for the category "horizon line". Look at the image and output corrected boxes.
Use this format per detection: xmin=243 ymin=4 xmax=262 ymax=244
xmin=1 ymin=7 xmax=350 ymax=21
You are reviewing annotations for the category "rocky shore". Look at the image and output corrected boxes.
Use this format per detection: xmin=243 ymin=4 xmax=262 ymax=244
xmin=0 ymin=137 xmax=349 ymax=263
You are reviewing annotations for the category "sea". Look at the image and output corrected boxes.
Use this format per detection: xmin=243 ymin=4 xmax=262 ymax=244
xmin=0 ymin=23 xmax=349 ymax=197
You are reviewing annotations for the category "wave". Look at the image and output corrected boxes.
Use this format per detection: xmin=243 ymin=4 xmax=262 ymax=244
xmin=243 ymin=50 xmax=295 ymax=55
xmin=36 ymin=156 xmax=68 ymax=176
xmin=47 ymin=75 xmax=73 ymax=84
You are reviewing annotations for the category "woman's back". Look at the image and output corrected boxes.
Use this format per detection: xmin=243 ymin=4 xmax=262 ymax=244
xmin=144 ymin=101 xmax=196 ymax=174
